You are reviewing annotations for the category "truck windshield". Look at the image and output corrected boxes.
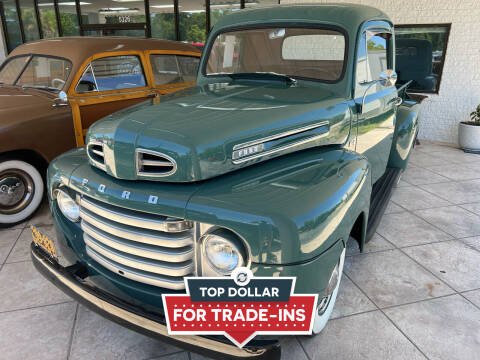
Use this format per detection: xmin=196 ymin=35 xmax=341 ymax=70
xmin=206 ymin=27 xmax=346 ymax=82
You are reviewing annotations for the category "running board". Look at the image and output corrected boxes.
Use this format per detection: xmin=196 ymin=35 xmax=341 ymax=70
xmin=366 ymin=167 xmax=402 ymax=242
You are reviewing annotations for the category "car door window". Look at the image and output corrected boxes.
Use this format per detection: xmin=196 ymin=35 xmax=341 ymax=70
xmin=150 ymin=54 xmax=199 ymax=85
xmin=177 ymin=56 xmax=200 ymax=82
xmin=366 ymin=32 xmax=389 ymax=82
xmin=76 ymin=55 xmax=146 ymax=93
xmin=75 ymin=65 xmax=97 ymax=93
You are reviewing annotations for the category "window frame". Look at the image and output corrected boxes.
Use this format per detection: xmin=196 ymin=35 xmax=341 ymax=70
xmin=74 ymin=52 xmax=149 ymax=96
xmin=354 ymin=21 xmax=394 ymax=100
xmin=394 ymin=23 xmax=451 ymax=94
xmin=201 ymin=23 xmax=350 ymax=84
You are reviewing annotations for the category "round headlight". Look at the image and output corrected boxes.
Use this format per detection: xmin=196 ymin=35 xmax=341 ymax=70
xmin=203 ymin=233 xmax=245 ymax=275
xmin=55 ymin=189 xmax=80 ymax=222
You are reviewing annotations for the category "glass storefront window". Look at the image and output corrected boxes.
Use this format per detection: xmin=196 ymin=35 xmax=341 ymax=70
xmin=210 ymin=1 xmax=240 ymax=29
xmin=244 ymin=0 xmax=278 ymax=9
xmin=19 ymin=0 xmax=40 ymax=42
xmin=395 ymin=25 xmax=450 ymax=93
xmin=2 ymin=0 xmax=23 ymax=52
xmin=178 ymin=0 xmax=206 ymax=44
xmin=1 ymin=0 xmax=283 ymax=54
xmin=150 ymin=0 xmax=175 ymax=40
xmin=58 ymin=3 xmax=80 ymax=36
xmin=37 ymin=0 xmax=58 ymax=38
xmin=80 ymin=1 xmax=146 ymax=25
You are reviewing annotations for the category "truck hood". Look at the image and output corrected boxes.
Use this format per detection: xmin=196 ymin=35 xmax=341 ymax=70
xmin=86 ymin=81 xmax=351 ymax=182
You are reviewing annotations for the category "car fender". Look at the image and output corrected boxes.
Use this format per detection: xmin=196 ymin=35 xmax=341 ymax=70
xmin=186 ymin=147 xmax=371 ymax=265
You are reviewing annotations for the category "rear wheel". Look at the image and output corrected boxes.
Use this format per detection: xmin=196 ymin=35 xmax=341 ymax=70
xmin=0 ymin=160 xmax=44 ymax=227
xmin=312 ymin=247 xmax=345 ymax=334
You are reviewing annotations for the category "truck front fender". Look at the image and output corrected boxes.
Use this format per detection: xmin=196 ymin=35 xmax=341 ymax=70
xmin=186 ymin=147 xmax=371 ymax=265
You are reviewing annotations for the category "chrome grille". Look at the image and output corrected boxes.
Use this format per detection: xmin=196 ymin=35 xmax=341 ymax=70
xmin=136 ymin=149 xmax=177 ymax=177
xmin=87 ymin=141 xmax=106 ymax=171
xmin=79 ymin=196 xmax=194 ymax=290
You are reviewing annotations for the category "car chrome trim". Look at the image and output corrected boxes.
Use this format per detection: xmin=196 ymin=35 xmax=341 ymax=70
xmin=81 ymin=222 xmax=194 ymax=261
xmin=84 ymin=234 xmax=194 ymax=276
xmin=79 ymin=196 xmax=193 ymax=233
xmin=79 ymin=195 xmax=195 ymax=289
xmin=86 ymin=246 xmax=189 ymax=289
xmin=232 ymin=121 xmax=330 ymax=164
xmin=232 ymin=131 xmax=330 ymax=164
xmin=232 ymin=121 xmax=330 ymax=151
xmin=136 ymin=149 xmax=178 ymax=178
xmin=86 ymin=141 xmax=107 ymax=171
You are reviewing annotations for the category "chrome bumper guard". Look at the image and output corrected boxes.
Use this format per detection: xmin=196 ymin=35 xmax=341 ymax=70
xmin=31 ymin=244 xmax=280 ymax=360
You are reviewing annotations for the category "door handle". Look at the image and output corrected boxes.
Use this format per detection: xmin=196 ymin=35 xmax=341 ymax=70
xmin=52 ymin=102 xmax=69 ymax=108
xmin=390 ymin=97 xmax=403 ymax=107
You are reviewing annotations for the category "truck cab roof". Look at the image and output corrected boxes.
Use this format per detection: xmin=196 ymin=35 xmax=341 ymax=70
xmin=212 ymin=3 xmax=391 ymax=38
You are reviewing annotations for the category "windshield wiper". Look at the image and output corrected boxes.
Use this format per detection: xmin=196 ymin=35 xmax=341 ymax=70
xmin=227 ymin=72 xmax=297 ymax=85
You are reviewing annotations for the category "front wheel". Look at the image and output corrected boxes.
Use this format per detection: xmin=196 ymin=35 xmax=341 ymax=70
xmin=312 ymin=247 xmax=345 ymax=334
xmin=0 ymin=160 xmax=44 ymax=227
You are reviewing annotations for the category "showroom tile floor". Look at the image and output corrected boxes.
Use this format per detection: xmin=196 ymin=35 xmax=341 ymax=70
xmin=1 ymin=141 xmax=480 ymax=360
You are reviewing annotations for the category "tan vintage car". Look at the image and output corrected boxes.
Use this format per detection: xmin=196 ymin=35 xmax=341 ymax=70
xmin=0 ymin=37 xmax=201 ymax=226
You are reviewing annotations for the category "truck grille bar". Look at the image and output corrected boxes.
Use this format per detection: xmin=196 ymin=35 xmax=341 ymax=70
xmin=79 ymin=196 xmax=194 ymax=290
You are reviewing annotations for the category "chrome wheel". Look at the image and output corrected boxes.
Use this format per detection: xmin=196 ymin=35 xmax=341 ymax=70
xmin=0 ymin=160 xmax=44 ymax=226
xmin=0 ymin=169 xmax=35 ymax=215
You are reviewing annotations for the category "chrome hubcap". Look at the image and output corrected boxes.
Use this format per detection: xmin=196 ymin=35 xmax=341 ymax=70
xmin=0 ymin=169 xmax=35 ymax=215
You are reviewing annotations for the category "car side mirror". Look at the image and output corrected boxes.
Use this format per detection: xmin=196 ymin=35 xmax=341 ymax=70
xmin=53 ymin=91 xmax=68 ymax=107
xmin=378 ymin=69 xmax=398 ymax=87
xmin=358 ymin=70 xmax=397 ymax=114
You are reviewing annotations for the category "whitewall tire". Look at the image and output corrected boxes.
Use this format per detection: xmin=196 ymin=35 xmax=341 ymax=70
xmin=312 ymin=247 xmax=346 ymax=334
xmin=0 ymin=160 xmax=44 ymax=226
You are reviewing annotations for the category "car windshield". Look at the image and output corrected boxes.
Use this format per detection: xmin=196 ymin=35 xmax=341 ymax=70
xmin=0 ymin=55 xmax=72 ymax=92
xmin=205 ymin=27 xmax=346 ymax=82
xmin=16 ymin=56 xmax=72 ymax=92
xmin=0 ymin=56 xmax=30 ymax=85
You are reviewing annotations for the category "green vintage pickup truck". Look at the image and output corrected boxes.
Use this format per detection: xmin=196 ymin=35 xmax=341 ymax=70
xmin=31 ymin=4 xmax=419 ymax=359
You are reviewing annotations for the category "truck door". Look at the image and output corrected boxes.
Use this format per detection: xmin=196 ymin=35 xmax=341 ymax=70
xmin=353 ymin=27 xmax=398 ymax=184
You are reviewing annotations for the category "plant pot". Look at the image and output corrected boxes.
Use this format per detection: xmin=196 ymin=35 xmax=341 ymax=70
xmin=459 ymin=122 xmax=480 ymax=152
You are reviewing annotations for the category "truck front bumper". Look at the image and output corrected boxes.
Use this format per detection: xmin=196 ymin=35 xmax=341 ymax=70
xmin=31 ymin=244 xmax=280 ymax=360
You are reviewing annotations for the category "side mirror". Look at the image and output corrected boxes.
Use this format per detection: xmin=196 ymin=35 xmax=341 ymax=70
xmin=53 ymin=91 xmax=68 ymax=107
xmin=378 ymin=69 xmax=398 ymax=87
xmin=359 ymin=69 xmax=397 ymax=114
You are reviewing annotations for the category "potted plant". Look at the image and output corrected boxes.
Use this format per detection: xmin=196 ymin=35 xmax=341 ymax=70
xmin=459 ymin=104 xmax=480 ymax=153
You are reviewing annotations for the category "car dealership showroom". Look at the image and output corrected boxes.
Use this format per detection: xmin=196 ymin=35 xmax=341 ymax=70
xmin=0 ymin=0 xmax=479 ymax=359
